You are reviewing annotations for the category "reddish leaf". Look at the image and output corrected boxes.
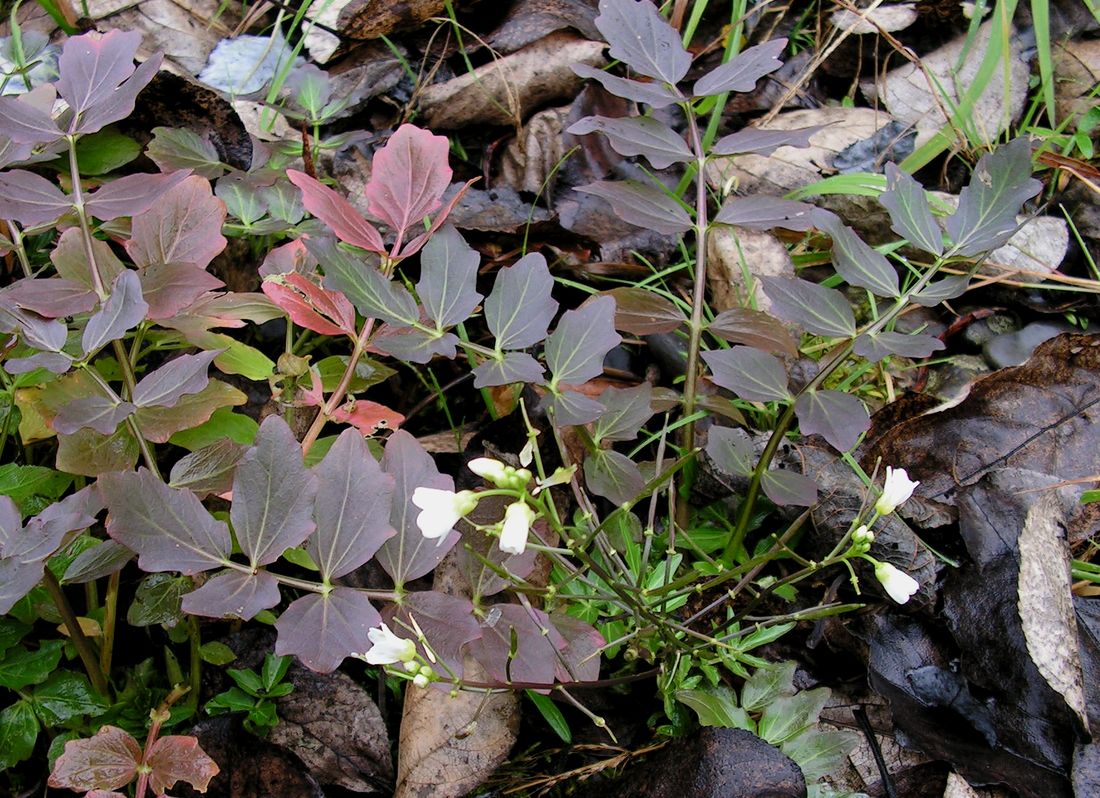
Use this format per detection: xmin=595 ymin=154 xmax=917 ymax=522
xmin=3 ymin=278 xmax=98 ymax=318
xmin=274 ymin=589 xmax=381 ymax=673
xmin=286 ymin=170 xmax=385 ymax=253
xmin=605 ymin=286 xmax=682 ymax=334
xmin=55 ymin=30 xmax=140 ymax=117
xmin=48 ymin=725 xmax=140 ymax=792
xmin=388 ymin=591 xmax=480 ymax=679
xmin=365 ymin=125 xmax=452 ymax=241
xmin=75 ymin=54 xmax=162 ymax=136
xmin=127 ymin=176 xmax=227 ymax=270
xmin=550 ymin=613 xmax=603 ymax=683
xmin=85 ymin=171 xmax=193 ymax=221
xmin=144 ymin=734 xmax=220 ymax=795
xmin=132 ymin=380 xmax=247 ymax=443
xmin=0 ymin=169 xmax=71 ymax=225
xmin=140 ymin=263 xmax=225 ymax=321
xmin=262 ymin=272 xmax=356 ymax=337
xmin=707 ymin=308 xmax=798 ymax=358
xmin=181 ymin=569 xmax=280 ymax=620
xmin=331 ymin=398 xmax=404 ymax=436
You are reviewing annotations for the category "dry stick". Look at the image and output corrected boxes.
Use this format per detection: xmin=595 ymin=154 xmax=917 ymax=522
xmin=300 ymin=317 xmax=375 ymax=455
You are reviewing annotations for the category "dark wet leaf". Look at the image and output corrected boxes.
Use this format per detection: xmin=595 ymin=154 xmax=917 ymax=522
xmin=794 ymin=389 xmax=869 ymax=452
xmin=820 ymin=216 xmax=900 ymax=298
xmin=760 ymin=276 xmax=856 ymax=339
xmin=880 ymin=163 xmax=943 ymax=256
xmin=310 ymin=429 xmax=395 ymax=580
xmin=711 ymin=126 xmax=821 ymax=156
xmin=703 ymin=346 xmax=790 ymax=403
xmin=568 ymin=116 xmax=691 ymax=169
xmin=605 ymin=286 xmax=682 ymax=334
xmin=182 ymin=569 xmax=280 ymax=620
xmin=707 ymin=307 xmax=798 ymax=357
xmin=595 ymin=0 xmax=691 ymax=85
xmin=575 ymin=180 xmax=693 ymax=234
xmin=946 ymin=138 xmax=1042 ymax=257
xmin=713 ymin=195 xmax=827 ymax=232
xmin=693 ymin=39 xmax=786 ymax=96
xmin=0 ymin=640 xmax=64 ymax=690
xmin=232 ymin=416 xmax=316 ymax=568
xmin=99 ymin=469 xmax=230 ymax=575
xmin=854 ymin=331 xmax=945 ymax=362
xmin=274 ymin=589 xmax=381 ymax=673
xmin=584 ymin=448 xmax=645 ymax=504
xmin=418 ymin=225 xmax=482 ymax=329
xmin=376 ymin=430 xmax=458 ymax=587
xmin=32 ymin=670 xmax=107 ymax=725
xmin=545 ymin=295 xmax=621 ymax=386
xmin=127 ymin=572 xmax=188 ymax=627
xmin=761 ymin=469 xmax=817 ymax=507
xmin=571 ymin=64 xmax=680 ymax=108
xmin=0 ymin=170 xmax=70 ymax=225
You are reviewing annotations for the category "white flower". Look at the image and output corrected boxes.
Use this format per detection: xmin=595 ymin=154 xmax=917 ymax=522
xmin=412 ymin=488 xmax=477 ymax=542
xmin=499 ymin=501 xmax=537 ymax=555
xmin=364 ymin=623 xmax=417 ymax=664
xmin=413 ymin=673 xmax=430 ymax=688
xmin=468 ymin=457 xmax=509 ymax=485
xmin=874 ymin=561 xmax=920 ymax=604
xmin=875 ymin=466 xmax=920 ymax=515
xmin=852 ymin=525 xmax=874 ymax=545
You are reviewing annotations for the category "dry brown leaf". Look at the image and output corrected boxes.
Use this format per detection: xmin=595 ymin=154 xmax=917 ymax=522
xmin=418 ymin=32 xmax=605 ymax=129
xmin=707 ymin=227 xmax=796 ymax=314
xmin=100 ymin=0 xmax=231 ymax=75
xmin=1053 ymin=39 xmax=1100 ymax=130
xmin=395 ymin=657 xmax=520 ymax=798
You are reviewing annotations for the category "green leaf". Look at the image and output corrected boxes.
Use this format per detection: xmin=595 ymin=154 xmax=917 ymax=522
xmin=206 ymin=334 xmax=275 ymax=380
xmin=0 ymin=640 xmax=65 ymax=690
xmin=127 ymin=573 xmax=188 ymax=627
xmin=741 ymin=661 xmax=797 ymax=713
xmin=261 ymin=654 xmax=292 ymax=692
xmin=0 ymin=619 xmax=30 ymax=656
xmin=757 ymin=687 xmax=831 ymax=744
xmin=199 ymin=641 xmax=238 ymax=666
xmin=1080 ymin=490 xmax=1100 ymax=505
xmin=73 ymin=128 xmax=142 ymax=175
xmin=781 ymin=728 xmax=860 ymax=782
xmin=0 ymin=699 xmax=38 ymax=769
xmin=676 ymin=686 xmax=753 ymax=730
xmin=205 ymin=686 xmax=256 ymax=714
xmin=0 ymin=464 xmax=73 ymax=515
xmin=31 ymin=670 xmax=108 ymax=725
xmin=526 ymin=690 xmax=572 ymax=743
xmin=169 ymin=407 xmax=258 ymax=450
xmin=146 ymin=127 xmax=226 ymax=178
xmin=228 ymin=667 xmax=265 ymax=696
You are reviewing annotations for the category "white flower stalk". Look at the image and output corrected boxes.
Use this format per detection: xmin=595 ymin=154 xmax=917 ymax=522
xmin=499 ymin=501 xmax=537 ymax=555
xmin=875 ymin=467 xmax=920 ymax=516
xmin=364 ymin=623 xmax=417 ymax=664
xmin=412 ymin=487 xmax=478 ymax=542
xmin=873 ymin=561 xmax=920 ymax=604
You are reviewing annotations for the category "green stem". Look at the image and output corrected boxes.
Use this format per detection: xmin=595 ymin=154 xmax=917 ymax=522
xmin=43 ymin=570 xmax=110 ymax=696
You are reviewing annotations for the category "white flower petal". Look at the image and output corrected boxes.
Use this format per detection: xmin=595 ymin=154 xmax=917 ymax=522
xmin=875 ymin=466 xmax=920 ymax=515
xmin=499 ymin=501 xmax=536 ymax=555
xmin=364 ymin=623 xmax=417 ymax=664
xmin=874 ymin=561 xmax=920 ymax=604
xmin=468 ymin=457 xmax=508 ymax=485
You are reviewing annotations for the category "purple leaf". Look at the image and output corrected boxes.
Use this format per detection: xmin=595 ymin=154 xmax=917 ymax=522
xmin=231 ymin=415 xmax=317 ymax=568
xmin=365 ymin=124 xmax=452 ymax=241
xmin=126 ymin=176 xmax=227 ymax=270
xmin=595 ymin=0 xmax=691 ymax=85
xmin=133 ymin=380 xmax=246 ymax=444
xmin=181 ymin=569 xmax=280 ymax=620
xmin=593 ymin=383 xmax=653 ymax=442
xmin=53 ymin=397 xmax=135 ymax=435
xmin=911 ymin=275 xmax=969 ymax=307
xmin=84 ymin=171 xmax=193 ymax=221
xmin=286 ymin=170 xmax=384 ymax=253
xmin=4 ymin=352 xmax=72 ymax=374
xmin=376 ymin=430 xmax=458 ymax=587
xmin=484 ymin=252 xmax=558 ymax=350
xmin=605 ymin=286 xmax=682 ymax=334
xmin=310 ymin=237 xmax=418 ymax=327
xmin=575 ymin=180 xmax=693 ymax=235
xmin=372 ymin=328 xmax=458 ymax=363
xmin=761 ymin=469 xmax=818 ymax=507
xmin=99 ymin=469 xmax=230 ymax=574
xmin=707 ymin=308 xmax=798 ymax=358
xmin=545 ymin=295 xmax=621 ymax=387
xmin=310 ymin=428 xmax=396 ymax=581
xmin=51 ymin=228 xmax=124 ymax=291
xmin=550 ymin=613 xmax=603 ymax=683
xmin=55 ymin=30 xmax=141 ymax=118
xmin=705 ymin=426 xmax=755 ymax=477
xmin=819 ymin=217 xmax=900 ymax=298
xmin=0 ymin=95 xmax=61 ymax=145
xmin=0 ymin=170 xmax=70 ymax=225
xmin=388 ymin=591 xmax=480 ymax=679
xmin=3 ymin=278 xmax=97 ymax=318
xmin=712 ymin=126 xmax=823 ymax=156
xmin=759 ymin=277 xmax=856 ymax=339
xmin=0 ymin=495 xmax=20 ymax=553
xmin=472 ymin=352 xmax=545 ymax=388
xmin=0 ymin=300 xmax=68 ymax=351
xmin=714 ymin=196 xmax=830 ymax=232
xmin=693 ymin=39 xmax=786 ymax=96
xmin=0 ymin=558 xmax=45 ymax=614
xmin=139 ymin=263 xmax=224 ymax=321
xmin=703 ymin=346 xmax=791 ymax=403
xmin=571 ymin=64 xmax=680 ymax=108
xmin=470 ymin=604 xmax=562 ymax=687
xmin=946 ymin=138 xmax=1041 ymax=257
xmin=568 ymin=116 xmax=692 ymax=169
xmin=880 ymin=163 xmax=943 ymax=256
xmin=853 ymin=331 xmax=945 ymax=362
xmin=584 ymin=449 xmax=645 ymax=505
xmin=418 ymin=225 xmax=482 ymax=329
xmin=274 ymin=589 xmax=381 ymax=673
xmin=74 ymin=53 xmax=162 ymax=135
xmin=547 ymin=390 xmax=605 ymax=427
xmin=82 ymin=270 xmax=148 ymax=355
xmin=794 ymin=389 xmax=869 ymax=452
xmin=132 ymin=350 xmax=221 ymax=408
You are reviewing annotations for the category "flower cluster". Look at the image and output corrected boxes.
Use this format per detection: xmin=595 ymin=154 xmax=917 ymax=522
xmin=847 ymin=466 xmax=922 ymax=604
